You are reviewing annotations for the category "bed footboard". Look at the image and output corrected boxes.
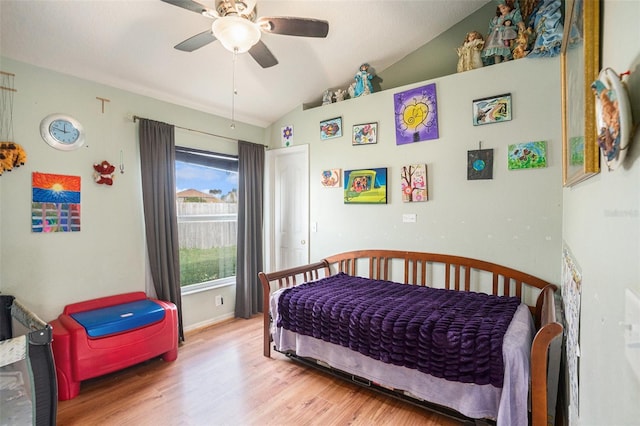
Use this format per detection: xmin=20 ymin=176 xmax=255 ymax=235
xmin=258 ymin=260 xmax=329 ymax=357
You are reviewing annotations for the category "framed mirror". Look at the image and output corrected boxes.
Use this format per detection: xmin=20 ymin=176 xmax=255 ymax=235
xmin=561 ymin=0 xmax=601 ymax=187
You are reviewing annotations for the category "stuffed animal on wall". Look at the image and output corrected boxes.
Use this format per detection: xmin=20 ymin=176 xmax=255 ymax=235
xmin=93 ymin=160 xmax=116 ymax=185
xmin=0 ymin=142 xmax=27 ymax=175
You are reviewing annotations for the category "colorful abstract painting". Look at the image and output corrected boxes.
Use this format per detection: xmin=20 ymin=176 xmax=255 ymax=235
xmin=401 ymin=164 xmax=428 ymax=202
xmin=320 ymin=117 xmax=342 ymax=140
xmin=467 ymin=149 xmax=494 ymax=180
xmin=32 ymin=172 xmax=81 ymax=232
xmin=472 ymin=93 xmax=512 ymax=126
xmin=344 ymin=168 xmax=387 ymax=204
xmin=508 ymin=141 xmax=548 ymax=170
xmin=320 ymin=169 xmax=341 ymax=187
xmin=352 ymin=122 xmax=377 ymax=145
xmin=394 ymin=83 xmax=439 ymax=145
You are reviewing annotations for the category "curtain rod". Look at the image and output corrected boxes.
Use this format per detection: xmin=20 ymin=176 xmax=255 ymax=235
xmin=132 ymin=115 xmax=267 ymax=147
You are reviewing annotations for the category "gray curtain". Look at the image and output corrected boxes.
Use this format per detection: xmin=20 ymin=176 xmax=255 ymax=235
xmin=138 ymin=118 xmax=184 ymax=341
xmin=235 ymin=141 xmax=265 ymax=318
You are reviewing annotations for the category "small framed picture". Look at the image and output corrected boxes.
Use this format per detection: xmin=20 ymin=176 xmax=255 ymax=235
xmin=320 ymin=117 xmax=343 ymax=140
xmin=320 ymin=169 xmax=341 ymax=187
xmin=467 ymin=148 xmax=494 ymax=180
xmin=352 ymin=122 xmax=378 ymax=145
xmin=472 ymin=93 xmax=512 ymax=126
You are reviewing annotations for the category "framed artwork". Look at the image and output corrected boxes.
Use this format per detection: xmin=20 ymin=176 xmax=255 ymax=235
xmin=561 ymin=0 xmax=600 ymax=186
xmin=352 ymin=122 xmax=378 ymax=145
xmin=467 ymin=149 xmax=494 ymax=180
xmin=401 ymin=164 xmax=428 ymax=202
xmin=394 ymin=83 xmax=439 ymax=145
xmin=320 ymin=117 xmax=342 ymax=140
xmin=344 ymin=167 xmax=387 ymax=204
xmin=32 ymin=172 xmax=81 ymax=232
xmin=281 ymin=125 xmax=293 ymax=147
xmin=320 ymin=169 xmax=341 ymax=187
xmin=472 ymin=93 xmax=512 ymax=126
xmin=508 ymin=141 xmax=547 ymax=170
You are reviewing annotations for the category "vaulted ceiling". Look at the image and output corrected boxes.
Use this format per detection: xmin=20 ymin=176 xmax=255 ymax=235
xmin=1 ymin=0 xmax=490 ymax=127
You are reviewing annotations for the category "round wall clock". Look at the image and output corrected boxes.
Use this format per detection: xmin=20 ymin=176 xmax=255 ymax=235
xmin=40 ymin=113 xmax=85 ymax=151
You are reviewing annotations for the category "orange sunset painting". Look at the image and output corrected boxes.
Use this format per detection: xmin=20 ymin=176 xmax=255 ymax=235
xmin=32 ymin=172 xmax=81 ymax=232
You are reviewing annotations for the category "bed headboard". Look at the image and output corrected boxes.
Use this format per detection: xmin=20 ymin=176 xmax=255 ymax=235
xmin=324 ymin=250 xmax=556 ymax=323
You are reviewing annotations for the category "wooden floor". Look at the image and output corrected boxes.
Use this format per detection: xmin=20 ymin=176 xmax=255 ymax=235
xmin=56 ymin=316 xmax=466 ymax=426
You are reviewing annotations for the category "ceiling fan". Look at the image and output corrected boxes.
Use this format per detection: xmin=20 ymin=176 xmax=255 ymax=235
xmin=161 ymin=0 xmax=329 ymax=68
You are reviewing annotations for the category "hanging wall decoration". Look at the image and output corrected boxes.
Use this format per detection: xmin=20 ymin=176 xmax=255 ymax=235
xmin=93 ymin=160 xmax=116 ymax=185
xmin=352 ymin=122 xmax=378 ymax=145
xmin=320 ymin=117 xmax=342 ymax=140
xmin=0 ymin=142 xmax=27 ymax=175
xmin=394 ymin=83 xmax=439 ymax=145
xmin=281 ymin=125 xmax=294 ymax=147
xmin=467 ymin=148 xmax=494 ymax=180
xmin=0 ymin=71 xmax=26 ymax=176
xmin=32 ymin=172 xmax=81 ymax=233
xmin=320 ymin=169 xmax=341 ymax=187
xmin=508 ymin=141 xmax=547 ymax=170
xmin=400 ymin=164 xmax=428 ymax=202
xmin=591 ymin=68 xmax=633 ymax=171
xmin=472 ymin=93 xmax=512 ymax=126
xmin=344 ymin=167 xmax=387 ymax=204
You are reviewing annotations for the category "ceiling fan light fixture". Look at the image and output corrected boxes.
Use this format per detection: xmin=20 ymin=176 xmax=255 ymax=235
xmin=212 ymin=16 xmax=261 ymax=53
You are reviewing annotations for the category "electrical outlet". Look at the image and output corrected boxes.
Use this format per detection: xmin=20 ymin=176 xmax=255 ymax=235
xmin=215 ymin=295 xmax=223 ymax=306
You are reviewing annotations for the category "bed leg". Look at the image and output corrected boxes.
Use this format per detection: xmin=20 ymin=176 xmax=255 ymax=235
xmin=263 ymin=309 xmax=271 ymax=358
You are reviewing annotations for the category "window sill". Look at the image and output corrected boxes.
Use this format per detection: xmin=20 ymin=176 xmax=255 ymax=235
xmin=181 ymin=277 xmax=236 ymax=296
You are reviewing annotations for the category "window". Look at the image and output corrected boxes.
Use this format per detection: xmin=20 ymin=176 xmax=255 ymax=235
xmin=175 ymin=146 xmax=238 ymax=295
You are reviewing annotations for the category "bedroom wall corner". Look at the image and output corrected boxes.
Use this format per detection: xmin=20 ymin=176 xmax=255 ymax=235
xmin=561 ymin=0 xmax=640 ymax=424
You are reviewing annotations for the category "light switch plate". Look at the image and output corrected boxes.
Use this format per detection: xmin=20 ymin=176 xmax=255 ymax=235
xmin=402 ymin=214 xmax=416 ymax=223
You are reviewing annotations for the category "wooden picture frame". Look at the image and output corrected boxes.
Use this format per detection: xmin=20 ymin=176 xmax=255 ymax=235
xmin=320 ymin=117 xmax=342 ymax=140
xmin=561 ymin=0 xmax=600 ymax=186
xmin=472 ymin=93 xmax=512 ymax=126
xmin=352 ymin=122 xmax=378 ymax=145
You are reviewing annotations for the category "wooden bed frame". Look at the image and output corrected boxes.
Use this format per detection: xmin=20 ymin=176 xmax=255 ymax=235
xmin=259 ymin=250 xmax=563 ymax=426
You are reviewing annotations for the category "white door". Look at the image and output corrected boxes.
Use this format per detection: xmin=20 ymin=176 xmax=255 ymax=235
xmin=264 ymin=145 xmax=309 ymax=271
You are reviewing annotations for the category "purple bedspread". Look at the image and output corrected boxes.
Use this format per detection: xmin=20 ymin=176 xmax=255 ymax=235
xmin=277 ymin=273 xmax=521 ymax=387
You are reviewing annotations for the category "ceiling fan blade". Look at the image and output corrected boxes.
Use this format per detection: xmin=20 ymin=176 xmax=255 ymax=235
xmin=248 ymin=40 xmax=278 ymax=68
xmin=160 ymin=0 xmax=210 ymax=15
xmin=174 ymin=30 xmax=217 ymax=52
xmin=257 ymin=17 xmax=329 ymax=38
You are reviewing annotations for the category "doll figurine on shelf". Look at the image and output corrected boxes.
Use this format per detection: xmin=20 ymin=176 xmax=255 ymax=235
xmin=350 ymin=63 xmax=374 ymax=98
xmin=456 ymin=31 xmax=485 ymax=73
xmin=482 ymin=0 xmax=524 ymax=64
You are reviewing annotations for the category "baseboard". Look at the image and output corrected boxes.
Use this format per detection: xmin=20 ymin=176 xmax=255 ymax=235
xmin=184 ymin=313 xmax=235 ymax=334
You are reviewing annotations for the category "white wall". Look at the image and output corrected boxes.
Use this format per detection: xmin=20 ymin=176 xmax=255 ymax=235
xmin=268 ymin=57 xmax=563 ymax=285
xmin=562 ymin=1 xmax=640 ymax=424
xmin=0 ymin=57 xmax=264 ymax=325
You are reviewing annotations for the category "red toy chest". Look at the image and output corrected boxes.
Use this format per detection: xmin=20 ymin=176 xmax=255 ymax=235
xmin=50 ymin=292 xmax=178 ymax=400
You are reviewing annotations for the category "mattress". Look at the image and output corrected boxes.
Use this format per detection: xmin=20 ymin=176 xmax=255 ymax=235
xmin=271 ymin=284 xmax=535 ymax=426
xmin=71 ymin=299 xmax=166 ymax=338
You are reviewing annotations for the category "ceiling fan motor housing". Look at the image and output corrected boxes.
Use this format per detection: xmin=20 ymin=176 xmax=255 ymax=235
xmin=215 ymin=0 xmax=257 ymax=21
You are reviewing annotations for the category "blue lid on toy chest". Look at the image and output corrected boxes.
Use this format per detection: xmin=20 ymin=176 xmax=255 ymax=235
xmin=71 ymin=299 xmax=165 ymax=338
